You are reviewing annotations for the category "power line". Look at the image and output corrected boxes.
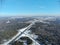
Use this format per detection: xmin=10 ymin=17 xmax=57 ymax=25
xmin=0 ymin=0 xmax=3 ymax=6
xmin=0 ymin=0 xmax=6 ymax=10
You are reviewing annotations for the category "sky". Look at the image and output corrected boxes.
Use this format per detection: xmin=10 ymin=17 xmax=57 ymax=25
xmin=0 ymin=0 xmax=60 ymax=16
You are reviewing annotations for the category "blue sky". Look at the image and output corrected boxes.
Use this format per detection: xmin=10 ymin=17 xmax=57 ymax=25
xmin=0 ymin=0 xmax=60 ymax=16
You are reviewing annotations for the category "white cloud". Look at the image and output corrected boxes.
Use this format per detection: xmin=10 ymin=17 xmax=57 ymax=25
xmin=40 ymin=6 xmax=45 ymax=8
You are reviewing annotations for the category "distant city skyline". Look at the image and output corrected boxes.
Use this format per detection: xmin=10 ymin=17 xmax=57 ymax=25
xmin=0 ymin=0 xmax=60 ymax=16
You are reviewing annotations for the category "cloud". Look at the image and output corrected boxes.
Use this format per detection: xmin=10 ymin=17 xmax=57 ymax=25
xmin=40 ymin=6 xmax=45 ymax=8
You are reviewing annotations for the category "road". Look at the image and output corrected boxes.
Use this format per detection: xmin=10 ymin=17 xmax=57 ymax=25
xmin=1 ymin=19 xmax=49 ymax=45
xmin=1 ymin=20 xmax=39 ymax=45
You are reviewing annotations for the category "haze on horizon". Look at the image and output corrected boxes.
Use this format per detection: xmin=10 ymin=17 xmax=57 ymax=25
xmin=0 ymin=0 xmax=60 ymax=16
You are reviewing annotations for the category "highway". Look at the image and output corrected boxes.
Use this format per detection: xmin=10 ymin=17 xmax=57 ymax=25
xmin=1 ymin=20 xmax=39 ymax=45
xmin=1 ymin=19 xmax=49 ymax=45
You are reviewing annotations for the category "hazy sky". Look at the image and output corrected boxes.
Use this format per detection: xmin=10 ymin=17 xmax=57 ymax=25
xmin=0 ymin=0 xmax=60 ymax=16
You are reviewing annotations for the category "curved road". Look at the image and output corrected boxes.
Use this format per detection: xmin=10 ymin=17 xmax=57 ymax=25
xmin=1 ymin=20 xmax=39 ymax=45
xmin=1 ymin=19 xmax=49 ymax=45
